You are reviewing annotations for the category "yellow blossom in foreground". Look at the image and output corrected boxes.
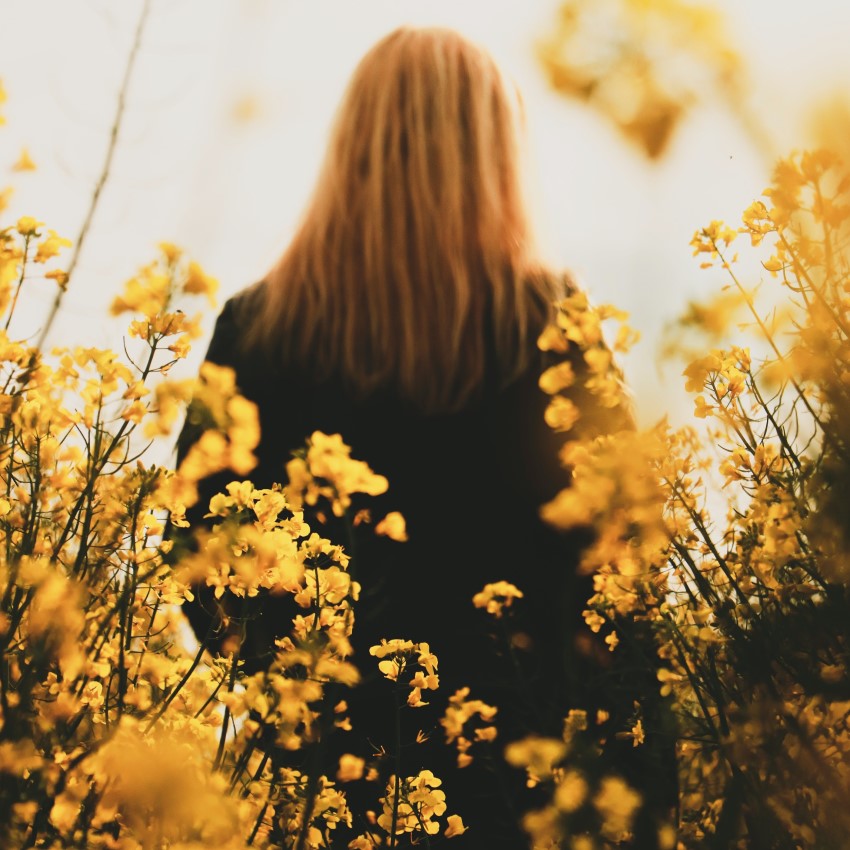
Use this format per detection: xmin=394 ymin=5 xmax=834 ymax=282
xmin=593 ymin=776 xmax=642 ymax=841
xmin=81 ymin=720 xmax=251 ymax=846
xmin=539 ymin=360 xmax=576 ymax=394
xmin=504 ymin=736 xmax=568 ymax=787
xmin=544 ymin=394 xmax=581 ymax=432
xmin=554 ymin=769 xmax=589 ymax=813
xmin=287 ymin=430 xmax=389 ymax=516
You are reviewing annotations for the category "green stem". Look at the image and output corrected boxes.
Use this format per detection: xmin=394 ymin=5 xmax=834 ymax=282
xmin=4 ymin=235 xmax=31 ymax=332
xmin=213 ymin=648 xmax=241 ymax=771
xmin=389 ymin=674 xmax=404 ymax=848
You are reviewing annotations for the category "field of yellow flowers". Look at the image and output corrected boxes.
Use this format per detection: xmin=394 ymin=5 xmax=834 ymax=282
xmin=3 ymin=8 xmax=850 ymax=846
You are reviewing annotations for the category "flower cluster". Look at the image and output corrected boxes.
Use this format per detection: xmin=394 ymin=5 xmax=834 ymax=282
xmin=471 ymin=580 xmax=524 ymax=618
xmin=504 ymin=716 xmax=653 ymax=850
xmin=285 ymin=431 xmax=389 ymax=518
xmin=655 ymin=149 xmax=850 ymax=846
xmin=441 ymin=686 xmax=499 ymax=768
xmin=7 ymin=23 xmax=850 ymax=841
xmin=375 ymin=770 xmax=463 ymax=840
xmin=0 ymin=214 xmax=273 ymax=846
xmin=536 ymin=0 xmax=741 ymax=159
xmin=529 ymin=147 xmax=850 ymax=848
xmin=369 ymin=639 xmax=439 ymax=709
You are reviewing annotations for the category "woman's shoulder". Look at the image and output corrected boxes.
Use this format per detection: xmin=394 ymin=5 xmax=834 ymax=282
xmin=200 ymin=281 xmax=269 ymax=370
xmin=220 ymin=280 xmax=269 ymax=327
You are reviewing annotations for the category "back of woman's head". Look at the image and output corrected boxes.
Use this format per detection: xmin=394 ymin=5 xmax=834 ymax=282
xmin=254 ymin=25 xmax=565 ymax=413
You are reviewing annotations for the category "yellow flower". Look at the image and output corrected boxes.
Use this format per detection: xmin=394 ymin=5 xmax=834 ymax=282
xmin=159 ymin=242 xmax=182 ymax=263
xmin=110 ymin=271 xmax=170 ymax=318
xmin=554 ymin=769 xmax=588 ymax=813
xmin=120 ymin=399 xmax=148 ymax=423
xmin=376 ymin=657 xmax=403 ymax=682
xmin=34 ymin=230 xmax=72 ymax=263
xmin=44 ymin=269 xmax=69 ymax=289
xmin=564 ymin=708 xmax=588 ymax=737
xmin=336 ymin=754 xmax=365 ymax=782
xmin=581 ymin=608 xmax=605 ymax=634
xmin=441 ymin=687 xmax=499 ymax=767
xmin=537 ymin=322 xmax=570 ymax=353
xmin=16 ymin=216 xmax=43 ymax=236
xmin=417 ymin=642 xmax=438 ymax=677
xmin=504 ymin=736 xmax=567 ymax=786
xmin=537 ymin=0 xmax=740 ymax=159
xmin=375 ymin=511 xmax=408 ymax=542
xmin=444 ymin=814 xmax=467 ymax=838
xmin=544 ymin=394 xmax=580 ymax=432
xmin=12 ymin=147 xmax=36 ymax=171
xmin=691 ymin=219 xmax=738 ymax=256
xmin=184 ymin=260 xmax=219 ymax=307
xmin=630 ymin=718 xmax=645 ymax=746
xmin=593 ymin=776 xmax=642 ymax=840
xmin=539 ymin=361 xmax=576 ymax=394
xmin=472 ymin=581 xmax=524 ymax=618
xmin=167 ymin=334 xmax=193 ymax=359
xmin=378 ymin=772 xmax=447 ymax=836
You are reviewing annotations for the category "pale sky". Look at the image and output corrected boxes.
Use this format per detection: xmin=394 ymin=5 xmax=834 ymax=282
xmin=2 ymin=0 xmax=849 ymax=438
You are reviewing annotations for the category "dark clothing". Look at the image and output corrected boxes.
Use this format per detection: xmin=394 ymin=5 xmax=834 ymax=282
xmin=172 ymin=281 xmax=676 ymax=849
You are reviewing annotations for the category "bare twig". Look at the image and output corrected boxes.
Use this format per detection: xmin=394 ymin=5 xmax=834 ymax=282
xmin=36 ymin=0 xmax=152 ymax=351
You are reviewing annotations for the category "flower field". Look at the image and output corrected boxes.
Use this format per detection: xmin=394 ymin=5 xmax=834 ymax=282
xmin=2 ymin=2 xmax=850 ymax=847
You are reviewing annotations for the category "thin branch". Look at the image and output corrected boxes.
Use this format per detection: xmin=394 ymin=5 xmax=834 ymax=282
xmin=36 ymin=0 xmax=153 ymax=351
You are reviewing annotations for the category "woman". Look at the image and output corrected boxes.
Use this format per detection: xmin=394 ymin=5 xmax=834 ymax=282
xmin=174 ymin=25 xmax=674 ymax=849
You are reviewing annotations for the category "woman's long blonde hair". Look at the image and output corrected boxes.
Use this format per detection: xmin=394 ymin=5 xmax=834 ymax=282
xmin=249 ymin=25 xmax=565 ymax=413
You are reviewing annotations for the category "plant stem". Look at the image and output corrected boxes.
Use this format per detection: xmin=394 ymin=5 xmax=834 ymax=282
xmin=35 ymin=0 xmax=152 ymax=351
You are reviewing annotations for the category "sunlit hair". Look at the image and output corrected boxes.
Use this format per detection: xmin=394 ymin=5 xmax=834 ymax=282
xmin=248 ymin=25 xmax=567 ymax=413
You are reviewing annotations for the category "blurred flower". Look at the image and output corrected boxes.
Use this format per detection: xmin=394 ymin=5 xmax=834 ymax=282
xmin=12 ymin=147 xmax=36 ymax=171
xmin=537 ymin=0 xmax=741 ymax=158
xmin=375 ymin=510 xmax=408 ymax=541
xmin=472 ymin=580 xmax=524 ymax=618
